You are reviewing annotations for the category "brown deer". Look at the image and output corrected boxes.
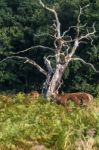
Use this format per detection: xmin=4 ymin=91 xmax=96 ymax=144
xmin=31 ymin=91 xmax=40 ymax=99
xmin=51 ymin=92 xmax=93 ymax=106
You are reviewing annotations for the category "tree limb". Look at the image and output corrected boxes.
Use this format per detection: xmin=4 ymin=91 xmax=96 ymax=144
xmin=44 ymin=56 xmax=54 ymax=74
xmin=71 ymin=57 xmax=99 ymax=73
xmin=62 ymin=26 xmax=77 ymax=38
xmin=0 ymin=56 xmax=47 ymax=76
xmin=79 ymin=23 xmax=96 ymax=40
xmin=39 ymin=0 xmax=65 ymax=64
xmin=68 ymin=39 xmax=79 ymax=58
xmin=39 ymin=0 xmax=61 ymax=38
xmin=64 ymin=5 xmax=96 ymax=61
xmin=10 ymin=45 xmax=55 ymax=55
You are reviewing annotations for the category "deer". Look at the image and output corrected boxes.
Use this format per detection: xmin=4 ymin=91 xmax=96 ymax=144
xmin=51 ymin=92 xmax=93 ymax=107
xmin=31 ymin=91 xmax=40 ymax=99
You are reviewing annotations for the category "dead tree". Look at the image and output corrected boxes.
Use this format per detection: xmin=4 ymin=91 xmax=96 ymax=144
xmin=0 ymin=1 xmax=99 ymax=100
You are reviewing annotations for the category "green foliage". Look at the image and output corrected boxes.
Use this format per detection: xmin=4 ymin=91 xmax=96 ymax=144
xmin=0 ymin=0 xmax=98 ymax=94
xmin=0 ymin=93 xmax=99 ymax=149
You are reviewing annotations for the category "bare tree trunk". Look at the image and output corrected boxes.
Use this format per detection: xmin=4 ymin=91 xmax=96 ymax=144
xmin=46 ymin=65 xmax=64 ymax=99
xmin=43 ymin=62 xmax=69 ymax=100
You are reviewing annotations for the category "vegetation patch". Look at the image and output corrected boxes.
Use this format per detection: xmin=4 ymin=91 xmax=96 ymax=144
xmin=0 ymin=93 xmax=99 ymax=150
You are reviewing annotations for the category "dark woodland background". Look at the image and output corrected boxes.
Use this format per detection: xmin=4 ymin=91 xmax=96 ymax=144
xmin=0 ymin=0 xmax=99 ymax=96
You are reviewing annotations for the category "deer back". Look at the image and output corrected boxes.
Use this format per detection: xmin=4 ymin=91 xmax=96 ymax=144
xmin=31 ymin=91 xmax=40 ymax=99
xmin=64 ymin=92 xmax=93 ymax=106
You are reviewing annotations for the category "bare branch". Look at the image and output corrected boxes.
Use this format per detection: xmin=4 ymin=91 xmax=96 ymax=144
xmin=82 ymin=4 xmax=90 ymax=9
xmin=62 ymin=26 xmax=77 ymax=38
xmin=0 ymin=56 xmax=47 ymax=76
xmin=62 ymin=24 xmax=87 ymax=38
xmin=46 ymin=53 xmax=65 ymax=60
xmin=62 ymin=35 xmax=75 ymax=44
xmin=64 ymin=38 xmax=75 ymax=43
xmin=64 ymin=44 xmax=70 ymax=55
xmin=79 ymin=40 xmax=88 ymax=44
xmin=71 ymin=57 xmax=99 ymax=73
xmin=68 ymin=39 xmax=79 ymax=57
xmin=54 ymin=39 xmax=58 ymax=48
xmin=47 ymin=54 xmax=55 ymax=59
xmin=79 ymin=23 xmax=96 ymax=40
xmin=44 ymin=56 xmax=53 ymax=74
xmin=39 ymin=0 xmax=61 ymax=38
xmin=77 ymin=6 xmax=82 ymax=22
xmin=88 ymin=36 xmax=97 ymax=52
xmin=76 ymin=6 xmax=83 ymax=37
xmin=76 ymin=5 xmax=89 ymax=38
xmin=77 ymin=4 xmax=90 ymax=24
xmin=85 ymin=35 xmax=97 ymax=58
xmin=64 ymin=6 xmax=96 ymax=58
xmin=10 ymin=45 xmax=55 ymax=55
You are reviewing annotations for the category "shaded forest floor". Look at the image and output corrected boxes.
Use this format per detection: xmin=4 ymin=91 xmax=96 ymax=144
xmin=0 ymin=92 xmax=99 ymax=150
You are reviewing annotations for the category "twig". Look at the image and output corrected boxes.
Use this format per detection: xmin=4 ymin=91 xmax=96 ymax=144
xmin=10 ymin=45 xmax=55 ymax=55
xmin=79 ymin=23 xmax=96 ymax=40
xmin=71 ymin=57 xmax=99 ymax=73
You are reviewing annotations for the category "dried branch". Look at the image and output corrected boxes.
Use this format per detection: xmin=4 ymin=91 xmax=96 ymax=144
xmin=68 ymin=39 xmax=79 ymax=58
xmin=79 ymin=23 xmax=96 ymax=40
xmin=76 ymin=6 xmax=83 ymax=36
xmin=62 ymin=24 xmax=87 ymax=38
xmin=39 ymin=0 xmax=66 ymax=65
xmin=64 ymin=44 xmax=70 ymax=55
xmin=62 ymin=26 xmax=77 ymax=38
xmin=63 ymin=5 xmax=96 ymax=60
xmin=39 ymin=0 xmax=61 ymax=38
xmin=10 ymin=45 xmax=55 ymax=55
xmin=46 ymin=53 xmax=65 ymax=60
xmin=0 ymin=56 xmax=47 ymax=76
xmin=46 ymin=54 xmax=55 ymax=59
xmin=71 ymin=57 xmax=99 ymax=73
xmin=76 ymin=5 xmax=89 ymax=38
xmin=44 ymin=56 xmax=54 ymax=74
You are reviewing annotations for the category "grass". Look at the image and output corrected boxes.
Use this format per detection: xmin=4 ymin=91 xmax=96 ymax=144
xmin=0 ymin=92 xmax=99 ymax=150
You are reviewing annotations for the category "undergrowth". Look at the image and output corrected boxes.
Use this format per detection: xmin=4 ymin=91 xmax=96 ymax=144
xmin=0 ymin=92 xmax=99 ymax=150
